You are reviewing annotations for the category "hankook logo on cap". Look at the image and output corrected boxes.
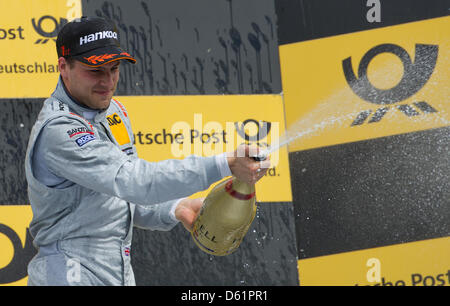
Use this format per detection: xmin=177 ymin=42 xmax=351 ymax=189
xmin=79 ymin=30 xmax=118 ymax=46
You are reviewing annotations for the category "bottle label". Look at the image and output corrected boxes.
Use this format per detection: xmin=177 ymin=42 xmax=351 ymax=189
xmin=191 ymin=230 xmax=218 ymax=254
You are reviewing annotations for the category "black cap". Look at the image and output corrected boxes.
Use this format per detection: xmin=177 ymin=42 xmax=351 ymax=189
xmin=56 ymin=16 xmax=136 ymax=67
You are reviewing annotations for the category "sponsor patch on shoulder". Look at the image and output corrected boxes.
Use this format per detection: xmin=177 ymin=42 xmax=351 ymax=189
xmin=67 ymin=127 xmax=94 ymax=138
xmin=75 ymin=134 xmax=96 ymax=147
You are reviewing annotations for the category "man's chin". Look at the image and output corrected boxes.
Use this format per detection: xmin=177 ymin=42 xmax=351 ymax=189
xmin=93 ymin=95 xmax=113 ymax=109
xmin=99 ymin=99 xmax=112 ymax=110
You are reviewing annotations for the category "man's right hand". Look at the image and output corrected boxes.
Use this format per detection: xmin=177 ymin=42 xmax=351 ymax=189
xmin=226 ymin=145 xmax=270 ymax=185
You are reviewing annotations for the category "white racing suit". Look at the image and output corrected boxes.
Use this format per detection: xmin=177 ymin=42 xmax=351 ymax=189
xmin=25 ymin=78 xmax=230 ymax=285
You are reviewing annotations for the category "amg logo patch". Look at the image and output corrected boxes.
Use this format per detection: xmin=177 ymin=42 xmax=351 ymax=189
xmin=75 ymin=134 xmax=95 ymax=147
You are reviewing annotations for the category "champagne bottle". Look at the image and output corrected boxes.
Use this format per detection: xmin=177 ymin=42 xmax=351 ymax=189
xmin=191 ymin=176 xmax=257 ymax=256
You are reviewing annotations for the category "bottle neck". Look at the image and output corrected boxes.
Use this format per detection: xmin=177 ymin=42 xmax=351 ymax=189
xmin=225 ymin=178 xmax=255 ymax=200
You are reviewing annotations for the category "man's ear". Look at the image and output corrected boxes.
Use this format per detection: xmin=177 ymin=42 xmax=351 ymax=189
xmin=58 ymin=57 xmax=69 ymax=79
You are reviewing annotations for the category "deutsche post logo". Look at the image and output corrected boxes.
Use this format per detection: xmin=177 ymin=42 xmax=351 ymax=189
xmin=235 ymin=119 xmax=272 ymax=146
xmin=32 ymin=15 xmax=67 ymax=44
xmin=0 ymin=224 xmax=35 ymax=284
xmin=343 ymin=43 xmax=439 ymax=126
xmin=0 ymin=206 xmax=36 ymax=285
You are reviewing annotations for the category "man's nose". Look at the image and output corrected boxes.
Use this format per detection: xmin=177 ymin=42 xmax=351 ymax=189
xmin=100 ymin=70 xmax=115 ymax=87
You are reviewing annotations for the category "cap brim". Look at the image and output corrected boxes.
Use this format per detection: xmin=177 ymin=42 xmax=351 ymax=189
xmin=73 ymin=45 xmax=136 ymax=67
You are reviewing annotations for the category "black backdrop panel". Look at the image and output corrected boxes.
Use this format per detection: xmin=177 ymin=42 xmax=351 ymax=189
xmin=290 ymin=126 xmax=450 ymax=260
xmin=132 ymin=202 xmax=298 ymax=286
xmin=82 ymin=0 xmax=282 ymax=95
xmin=0 ymin=99 xmax=43 ymax=205
xmin=276 ymin=0 xmax=450 ymax=45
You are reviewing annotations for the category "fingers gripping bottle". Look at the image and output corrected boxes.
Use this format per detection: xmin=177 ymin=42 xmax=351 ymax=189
xmin=191 ymin=176 xmax=257 ymax=256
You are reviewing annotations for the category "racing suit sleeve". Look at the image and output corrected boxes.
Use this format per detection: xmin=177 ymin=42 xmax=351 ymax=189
xmin=40 ymin=115 xmax=225 ymax=206
xmin=133 ymin=199 xmax=182 ymax=231
xmin=131 ymin=152 xmax=232 ymax=230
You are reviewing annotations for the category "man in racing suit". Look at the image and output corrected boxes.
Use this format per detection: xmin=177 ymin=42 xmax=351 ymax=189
xmin=25 ymin=17 xmax=268 ymax=285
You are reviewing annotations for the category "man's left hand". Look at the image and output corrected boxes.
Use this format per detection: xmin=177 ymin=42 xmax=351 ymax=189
xmin=175 ymin=197 xmax=204 ymax=231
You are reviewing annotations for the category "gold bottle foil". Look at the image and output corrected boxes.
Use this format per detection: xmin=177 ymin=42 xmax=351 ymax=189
xmin=191 ymin=177 xmax=257 ymax=256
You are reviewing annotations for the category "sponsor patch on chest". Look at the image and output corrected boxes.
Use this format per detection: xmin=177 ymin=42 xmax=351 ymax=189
xmin=106 ymin=113 xmax=131 ymax=146
xmin=75 ymin=134 xmax=96 ymax=147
